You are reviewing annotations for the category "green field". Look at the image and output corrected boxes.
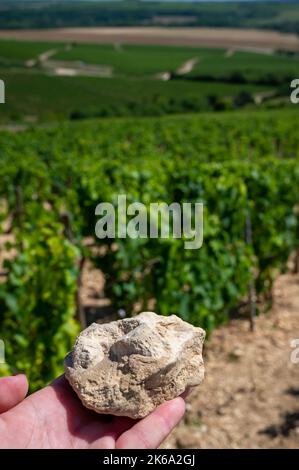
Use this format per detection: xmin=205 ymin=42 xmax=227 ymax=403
xmin=54 ymin=43 xmax=202 ymax=76
xmin=0 ymin=40 xmax=62 ymax=63
xmin=3 ymin=40 xmax=297 ymax=83
xmin=0 ymin=68 xmax=272 ymax=123
xmin=189 ymin=50 xmax=299 ymax=82
xmin=53 ymin=43 xmax=299 ymax=82
xmin=0 ymin=38 xmax=296 ymax=124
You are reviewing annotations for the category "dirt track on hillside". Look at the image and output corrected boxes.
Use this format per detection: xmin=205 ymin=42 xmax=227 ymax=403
xmin=0 ymin=27 xmax=298 ymax=51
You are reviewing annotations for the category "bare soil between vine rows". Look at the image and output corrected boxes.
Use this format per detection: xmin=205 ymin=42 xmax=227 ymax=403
xmin=162 ymin=272 xmax=299 ymax=448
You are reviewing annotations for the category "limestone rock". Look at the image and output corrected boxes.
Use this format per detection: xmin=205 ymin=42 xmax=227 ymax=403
xmin=64 ymin=311 xmax=205 ymax=419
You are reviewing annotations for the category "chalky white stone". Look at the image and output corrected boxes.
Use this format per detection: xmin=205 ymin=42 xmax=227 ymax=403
xmin=64 ymin=311 xmax=205 ymax=418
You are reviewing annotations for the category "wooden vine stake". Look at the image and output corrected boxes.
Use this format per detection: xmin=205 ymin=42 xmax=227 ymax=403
xmin=61 ymin=211 xmax=86 ymax=329
xmin=245 ymin=206 xmax=256 ymax=332
xmin=294 ymin=247 xmax=299 ymax=274
xmin=15 ymin=185 xmax=24 ymax=251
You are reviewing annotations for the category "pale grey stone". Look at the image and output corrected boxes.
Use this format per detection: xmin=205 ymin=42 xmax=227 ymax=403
xmin=64 ymin=311 xmax=205 ymax=419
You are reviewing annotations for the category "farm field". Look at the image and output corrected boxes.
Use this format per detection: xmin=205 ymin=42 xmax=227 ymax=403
xmin=0 ymin=38 xmax=297 ymax=123
xmin=2 ymin=39 xmax=298 ymax=80
xmin=53 ymin=43 xmax=207 ymax=77
xmin=53 ymin=42 xmax=299 ymax=81
xmin=0 ymin=67 xmax=276 ymax=123
xmin=0 ymin=40 xmax=62 ymax=64
xmin=0 ymin=27 xmax=299 ymax=51
xmin=188 ymin=49 xmax=299 ymax=82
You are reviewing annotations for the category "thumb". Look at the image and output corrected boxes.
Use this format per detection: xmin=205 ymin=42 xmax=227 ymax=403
xmin=0 ymin=375 xmax=29 ymax=413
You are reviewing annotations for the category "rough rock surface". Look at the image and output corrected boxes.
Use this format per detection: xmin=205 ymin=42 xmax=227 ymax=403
xmin=64 ymin=311 xmax=205 ymax=419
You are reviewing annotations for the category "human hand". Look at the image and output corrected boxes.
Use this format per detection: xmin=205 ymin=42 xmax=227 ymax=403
xmin=0 ymin=374 xmax=185 ymax=449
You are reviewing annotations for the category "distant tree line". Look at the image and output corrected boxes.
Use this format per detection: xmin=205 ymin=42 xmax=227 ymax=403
xmin=0 ymin=0 xmax=298 ymax=34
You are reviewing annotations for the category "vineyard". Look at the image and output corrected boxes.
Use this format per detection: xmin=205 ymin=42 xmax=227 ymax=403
xmin=0 ymin=70 xmax=268 ymax=123
xmin=1 ymin=38 xmax=298 ymax=123
xmin=0 ymin=108 xmax=299 ymax=391
xmin=53 ymin=43 xmax=299 ymax=82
